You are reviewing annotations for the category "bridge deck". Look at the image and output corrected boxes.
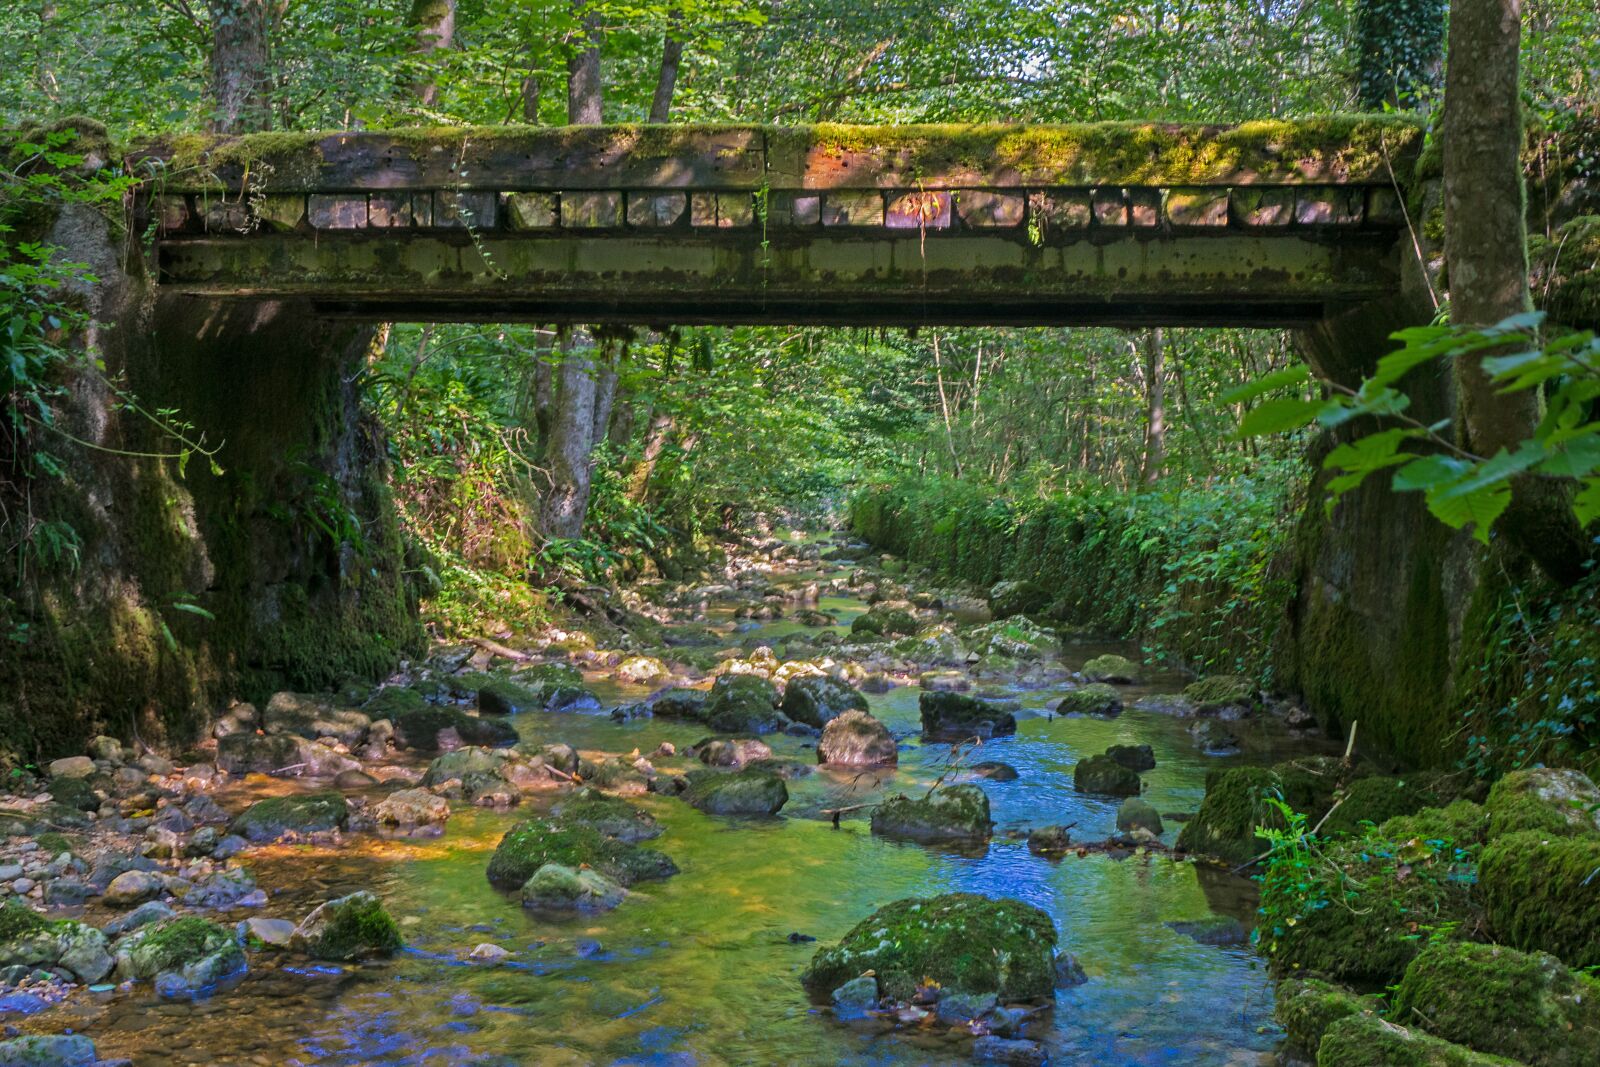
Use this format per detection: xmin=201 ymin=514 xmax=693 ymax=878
xmin=142 ymin=119 xmax=1424 ymax=327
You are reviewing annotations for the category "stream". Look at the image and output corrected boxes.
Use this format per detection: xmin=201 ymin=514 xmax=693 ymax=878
xmin=28 ymin=537 xmax=1339 ymax=1066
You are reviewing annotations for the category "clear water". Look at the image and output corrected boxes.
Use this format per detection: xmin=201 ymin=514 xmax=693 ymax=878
xmin=36 ymin=565 xmax=1330 ymax=1066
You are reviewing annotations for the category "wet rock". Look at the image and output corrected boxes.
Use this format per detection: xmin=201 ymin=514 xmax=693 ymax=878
xmin=0 ymin=1035 xmax=100 ymax=1067
xmin=1166 ymin=916 xmax=1247 ymax=946
xmin=486 ymin=819 xmax=677 ymax=890
xmin=229 ymin=791 xmax=349 ymax=843
xmin=242 ymin=916 xmax=295 ymax=947
xmin=1318 ymin=1014 xmax=1511 ymax=1067
xmin=389 ymin=705 xmax=517 ymax=753
xmin=216 ymin=732 xmax=358 ymax=778
xmin=972 ymin=1037 xmax=1046 ymax=1066
xmin=1274 ymin=977 xmax=1379 ymax=1055
xmin=1028 ymin=826 xmax=1072 ymax=854
xmin=103 ymin=900 xmax=175 ymax=937
xmin=1115 ymin=797 xmax=1163 ymax=835
xmin=801 ymin=893 xmax=1056 ymax=1002
xmin=683 ymin=769 xmax=788 ymax=816
xmin=1055 ymin=684 xmax=1122 ymax=718
xmin=372 ymin=789 xmax=451 ymax=831
xmin=46 ymin=757 xmax=95 ymax=780
xmin=1481 ymin=830 xmax=1600 ymax=970
xmin=697 ymin=737 xmax=772 ymax=768
xmin=779 ymin=675 xmax=867 ymax=729
xmin=1485 ymin=767 xmax=1600 ymax=838
xmin=183 ymin=795 xmax=230 ymax=824
xmin=1175 ymin=767 xmax=1283 ymax=865
xmin=45 ymin=777 xmax=97 ymax=813
xmin=468 ymin=942 xmax=510 ymax=963
xmin=830 ymin=975 xmax=879 ymax=1019
xmin=1082 ymin=653 xmax=1141 ymax=684
xmin=1183 ymin=675 xmax=1258 ymax=716
xmin=334 ymin=768 xmax=378 ymax=789
xmin=551 ymin=789 xmax=662 ymax=843
xmin=1054 ymin=952 xmax=1088 ymax=987
xmin=935 ymin=990 xmax=997 ymax=1024
xmin=859 ymin=673 xmax=895 ymax=694
xmin=262 ymin=692 xmax=371 ymax=745
xmin=648 ymin=688 xmax=709 ymax=722
xmin=970 ymin=761 xmax=1018 ymax=781
xmin=987 ymin=580 xmax=1049 ymax=619
xmin=1105 ymin=744 xmax=1155 ymax=771
xmin=966 ymin=618 xmax=1058 ymax=660
xmin=475 ymin=677 xmax=544 ymax=715
xmin=1188 ymin=719 xmax=1239 ymax=756
xmin=703 ymin=675 xmax=788 ymax=734
xmin=818 ymin=710 xmax=897 ymax=766
xmin=615 ymin=656 xmax=669 ymax=685
xmin=850 ymin=607 xmax=918 ymax=638
xmin=104 ymin=870 xmax=163 ymax=906
xmin=291 ymin=891 xmax=402 ymax=961
xmin=187 ymin=867 xmax=264 ymax=909
xmin=42 ymin=880 xmax=91 ymax=907
xmin=113 ymin=916 xmax=245 ymax=996
xmin=870 ymin=785 xmax=991 ymax=842
xmin=1072 ymin=755 xmax=1140 ymax=796
xmin=919 ymin=691 xmax=1016 ymax=742
xmin=918 ymin=670 xmax=970 ymax=692
xmin=520 ymin=863 xmax=626 ymax=913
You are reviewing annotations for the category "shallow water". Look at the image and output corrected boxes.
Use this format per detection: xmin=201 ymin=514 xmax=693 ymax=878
xmin=38 ymin=560 xmax=1335 ymax=1067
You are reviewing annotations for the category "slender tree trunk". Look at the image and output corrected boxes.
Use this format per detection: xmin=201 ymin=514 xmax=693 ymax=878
xmin=607 ymin=393 xmax=637 ymax=449
xmin=541 ymin=337 xmax=598 ymax=539
xmin=1444 ymin=0 xmax=1587 ymax=581
xmin=207 ymin=0 xmax=273 ymax=133
xmin=409 ymin=0 xmax=456 ymax=106
xmin=1141 ymin=328 xmax=1166 ymax=484
xmin=626 ymin=410 xmax=675 ymax=502
xmin=520 ymin=68 xmax=540 ymax=122
xmin=648 ymin=10 xmax=684 ymax=122
xmin=931 ymin=333 xmax=963 ymax=477
xmin=531 ymin=332 xmax=555 ymax=458
xmin=590 ymin=359 xmax=618 ymax=461
xmin=567 ymin=3 xmax=603 ymax=124
xmin=36 ymin=2 xmax=59 ymax=101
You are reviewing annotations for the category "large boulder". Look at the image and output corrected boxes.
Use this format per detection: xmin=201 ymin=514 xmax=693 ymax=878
xmin=0 ymin=902 xmax=111 ymax=983
xmin=818 ymin=710 xmax=898 ymax=766
xmin=1082 ymin=654 xmax=1140 ymax=684
xmin=0 ymin=1035 xmax=100 ymax=1067
xmin=261 ymin=692 xmax=371 ymax=745
xmin=1481 ymin=830 xmax=1600 ymax=969
xmin=475 ymin=677 xmax=545 ymax=715
xmin=780 ymin=675 xmax=868 ymax=728
xmin=1274 ymin=977 xmax=1380 ymax=1057
xmin=1055 ymin=684 xmax=1122 ymax=718
xmin=703 ymin=675 xmax=788 ymax=734
xmin=1485 ymin=767 xmax=1600 ymax=838
xmin=1318 ymin=1014 xmax=1521 ymax=1067
xmin=1175 ymin=767 xmax=1282 ymax=866
xmin=870 ymin=785 xmax=991 ymax=842
xmin=520 ymin=863 xmax=626 ymax=912
xmin=1115 ymin=797 xmax=1163 ymax=835
xmin=987 ymin=580 xmax=1050 ymax=619
xmin=550 ymin=789 xmax=662 ymax=843
xmin=216 ymin=732 xmax=359 ymax=778
xmin=291 ymin=891 xmax=402 ymax=961
xmin=965 ymin=618 xmax=1057 ymax=660
xmin=1072 ymin=755 xmax=1140 ymax=796
xmin=801 ymin=893 xmax=1057 ymax=1002
xmin=919 ymin=691 xmax=1017 ymax=742
xmin=683 ymin=768 xmax=788 ymax=815
xmin=389 ymin=705 xmax=518 ymax=753
xmin=485 ymin=818 xmax=677 ymax=890
xmin=1391 ymin=941 xmax=1600 ymax=1066
xmin=229 ymin=791 xmax=349 ymax=843
xmin=113 ymin=916 xmax=246 ymax=997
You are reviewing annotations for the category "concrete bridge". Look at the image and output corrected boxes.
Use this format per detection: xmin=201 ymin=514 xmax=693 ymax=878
xmin=139 ymin=118 xmax=1425 ymax=328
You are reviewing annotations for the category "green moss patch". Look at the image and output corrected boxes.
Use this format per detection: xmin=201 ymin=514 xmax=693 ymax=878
xmin=1480 ymin=830 xmax=1600 ymax=969
xmin=485 ymin=817 xmax=677 ymax=890
xmin=1274 ymin=977 xmax=1380 ymax=1056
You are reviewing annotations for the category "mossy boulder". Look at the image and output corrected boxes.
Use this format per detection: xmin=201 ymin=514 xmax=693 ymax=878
xmin=1105 ymin=743 xmax=1155 ymax=771
xmin=1319 ymin=776 xmax=1436 ymax=837
xmin=919 ymin=691 xmax=1017 ymax=742
xmin=1176 ymin=767 xmax=1289 ymax=866
xmin=1182 ymin=674 xmax=1258 ymax=714
xmin=520 ymin=863 xmax=626 ymax=912
xmin=1115 ymin=797 xmax=1163 ymax=835
xmin=0 ymin=1035 xmax=100 ymax=1067
xmin=870 ymin=785 xmax=991 ymax=842
xmin=987 ymin=580 xmax=1050 ymax=619
xmin=0 ymin=902 xmax=110 ymax=983
xmin=476 ymin=677 xmax=545 ymax=715
xmin=45 ymin=775 xmax=99 ymax=812
xmin=850 ymin=606 xmax=919 ymax=638
xmin=513 ymin=661 xmax=585 ymax=689
xmin=818 ymin=710 xmax=897 ymax=766
xmin=683 ymin=768 xmax=788 ymax=815
xmin=1381 ymin=800 xmax=1490 ymax=850
xmin=291 ymin=891 xmax=401 ymax=961
xmin=1082 ymin=654 xmax=1140 ymax=684
xmin=551 ymin=788 xmax=661 ymax=842
xmin=390 ymin=705 xmax=517 ymax=752
xmin=965 ymin=618 xmax=1058 ymax=659
xmin=649 ymin=687 xmax=709 ymax=721
xmin=1481 ymin=830 xmax=1600 ymax=969
xmin=363 ymin=685 xmax=429 ymax=719
xmin=1055 ymin=684 xmax=1122 ymax=718
xmin=1258 ymin=836 xmax=1478 ymax=985
xmin=1318 ymin=1014 xmax=1524 ymax=1066
xmin=704 ymin=675 xmax=787 ymax=734
xmin=1073 ymin=754 xmax=1140 ymax=796
xmin=1274 ymin=977 xmax=1379 ymax=1056
xmin=801 ymin=893 xmax=1056 ymax=1003
xmin=114 ymin=916 xmax=245 ymax=996
xmin=229 ymin=791 xmax=349 ymax=842
xmin=1484 ymin=767 xmax=1600 ymax=839
xmin=780 ymin=674 xmax=867 ymax=728
xmin=485 ymin=818 xmax=677 ymax=889
xmin=1391 ymin=941 xmax=1600 ymax=1066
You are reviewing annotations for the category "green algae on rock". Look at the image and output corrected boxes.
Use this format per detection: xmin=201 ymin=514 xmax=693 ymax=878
xmin=114 ymin=916 xmax=246 ymax=995
xmin=682 ymin=767 xmax=789 ymax=815
xmin=1181 ymin=674 xmax=1257 ymax=713
xmin=919 ymin=691 xmax=1018 ymax=741
xmin=291 ymin=890 xmax=402 ymax=961
xmin=986 ymin=580 xmax=1049 ymax=619
xmin=1318 ymin=1014 xmax=1522 ymax=1067
xmin=1274 ymin=978 xmax=1380 ymax=1057
xmin=870 ymin=785 xmax=992 ymax=842
xmin=1480 ymin=830 xmax=1600 ymax=969
xmin=1484 ymin=767 xmax=1600 ymax=839
xmin=551 ymin=788 xmax=662 ymax=842
xmin=1055 ymin=684 xmax=1123 ymax=718
xmin=486 ymin=818 xmax=678 ymax=890
xmin=230 ymin=791 xmax=349 ymax=842
xmin=800 ymin=893 xmax=1057 ymax=1003
xmin=703 ymin=674 xmax=788 ymax=734
xmin=1082 ymin=654 xmax=1141 ymax=684
xmin=1380 ymin=800 xmax=1490 ymax=850
xmin=780 ymin=674 xmax=867 ymax=728
xmin=389 ymin=704 xmax=518 ymax=752
xmin=1073 ymin=754 xmax=1141 ymax=796
xmin=520 ymin=863 xmax=627 ymax=913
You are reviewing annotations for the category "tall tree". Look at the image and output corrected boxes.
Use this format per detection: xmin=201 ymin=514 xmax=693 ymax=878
xmin=567 ymin=1 xmax=603 ymax=123
xmin=207 ymin=0 xmax=274 ymax=132
xmin=541 ymin=336 xmax=599 ymax=538
xmin=409 ymin=0 xmax=456 ymax=107
xmin=1140 ymin=328 xmax=1166 ymax=484
xmin=649 ymin=10 xmax=684 ymax=122
xmin=1443 ymin=0 xmax=1587 ymax=581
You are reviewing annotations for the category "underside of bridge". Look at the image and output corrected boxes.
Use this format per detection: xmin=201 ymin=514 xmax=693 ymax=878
xmin=142 ymin=118 xmax=1424 ymax=328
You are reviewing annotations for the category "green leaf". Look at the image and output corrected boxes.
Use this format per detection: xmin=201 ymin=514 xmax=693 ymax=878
xmin=1392 ymin=454 xmax=1471 ymax=492
xmin=1238 ymin=396 xmax=1323 ymax=438
xmin=1425 ymin=482 xmax=1512 ymax=542
xmin=169 ymin=602 xmax=215 ymax=620
xmin=1221 ymin=364 xmax=1310 ymax=405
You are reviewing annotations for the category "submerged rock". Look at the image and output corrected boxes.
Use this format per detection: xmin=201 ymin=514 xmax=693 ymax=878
xmin=830 ymin=975 xmax=879 ymax=1018
xmin=682 ymin=768 xmax=788 ymax=815
xmin=800 ymin=893 xmax=1056 ymax=1002
xmin=1105 ymin=743 xmax=1156 ymax=771
xmin=520 ymin=863 xmax=626 ymax=912
xmin=919 ymin=691 xmax=1017 ymax=742
xmin=1073 ymin=754 xmax=1140 ymax=796
xmin=870 ymin=785 xmax=991 ymax=842
xmin=291 ymin=891 xmax=402 ymax=961
xmin=1027 ymin=826 xmax=1072 ymax=854
xmin=779 ymin=674 xmax=867 ymax=728
xmin=229 ymin=792 xmax=349 ymax=843
xmin=817 ymin=710 xmax=897 ymax=766
xmin=970 ymin=761 xmax=1018 ymax=781
xmin=972 ymin=1036 xmax=1046 ymax=1066
xmin=486 ymin=818 xmax=677 ymax=890
xmin=1165 ymin=916 xmax=1245 ymax=945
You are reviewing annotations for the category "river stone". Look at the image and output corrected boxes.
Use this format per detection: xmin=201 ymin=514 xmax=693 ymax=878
xmin=1105 ymin=743 xmax=1156 ymax=771
xmin=262 ymin=692 xmax=371 ymax=745
xmin=615 ymin=656 xmax=669 ymax=684
xmin=243 ymin=916 xmax=296 ymax=947
xmin=780 ymin=675 xmax=868 ymax=728
xmin=1318 ymin=1014 xmax=1513 ymax=1067
xmin=870 ymin=785 xmax=991 ymax=842
xmin=919 ymin=691 xmax=1017 ymax=742
xmin=229 ymin=791 xmax=349 ymax=842
xmin=1183 ymin=674 xmax=1258 ymax=714
xmin=552 ymin=789 xmax=662 ymax=843
xmin=850 ymin=607 xmax=918 ymax=638
xmin=520 ymin=863 xmax=626 ymax=912
xmin=1485 ymin=767 xmax=1600 ymax=838
xmin=46 ymin=756 xmax=95 ymax=780
xmin=830 ymin=975 xmax=879 ymax=1019
xmin=56 ymin=922 xmax=113 ymax=983
xmin=486 ymin=818 xmax=677 ymax=890
xmin=648 ymin=688 xmax=708 ymax=721
xmin=45 ymin=776 xmax=97 ymax=812
xmin=104 ymin=899 xmax=175 ymax=937
xmin=971 ymin=761 xmax=1018 ymax=781
xmin=936 ymin=990 xmax=999 ymax=1024
xmin=973 ymin=1037 xmax=1047 ymax=1066
xmin=1082 ymin=654 xmax=1142 ymax=684
xmin=1116 ymin=797 xmax=1164 ymax=835
xmin=987 ymin=580 xmax=1049 ymax=619
xmin=104 ymin=869 xmax=164 ymax=906
xmin=475 ymin=677 xmax=543 ymax=715
xmin=1028 ymin=826 xmax=1073 ymax=854
xmin=1056 ymin=683 xmax=1123 ymax=717
xmin=389 ymin=705 xmax=518 ymax=753
xmin=1167 ymin=916 xmax=1248 ymax=945
xmin=372 ymin=788 xmax=451 ymax=830
xmin=1073 ymin=754 xmax=1141 ymax=796
xmin=801 ymin=893 xmax=1057 ymax=1002
xmin=704 ymin=675 xmax=788 ymax=734
xmin=291 ymin=890 xmax=402 ymax=961
xmin=818 ymin=710 xmax=897 ymax=766
xmin=216 ymin=732 xmax=358 ymax=778
xmin=683 ymin=768 xmax=788 ymax=815
xmin=0 ymin=1035 xmax=100 ymax=1067
xmin=697 ymin=737 xmax=771 ymax=767
xmin=114 ymin=916 xmax=245 ymax=996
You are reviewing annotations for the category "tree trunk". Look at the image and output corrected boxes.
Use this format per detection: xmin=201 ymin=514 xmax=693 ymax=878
xmin=567 ymin=3 xmax=603 ymax=124
xmin=409 ymin=0 xmax=456 ymax=106
xmin=36 ymin=2 xmax=58 ymax=101
xmin=590 ymin=360 xmax=618 ymax=462
xmin=207 ymin=0 xmax=273 ymax=133
xmin=1443 ymin=0 xmax=1587 ymax=582
xmin=626 ymin=410 xmax=675 ymax=503
xmin=520 ymin=69 xmax=540 ymax=123
xmin=648 ymin=11 xmax=684 ymax=123
xmin=1141 ymin=328 xmax=1166 ymax=484
xmin=541 ymin=337 xmax=598 ymax=539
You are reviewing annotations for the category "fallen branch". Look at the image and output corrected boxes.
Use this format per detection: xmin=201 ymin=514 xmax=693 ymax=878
xmin=822 ymin=803 xmax=873 ymax=828
xmin=469 ymin=636 xmax=529 ymax=662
